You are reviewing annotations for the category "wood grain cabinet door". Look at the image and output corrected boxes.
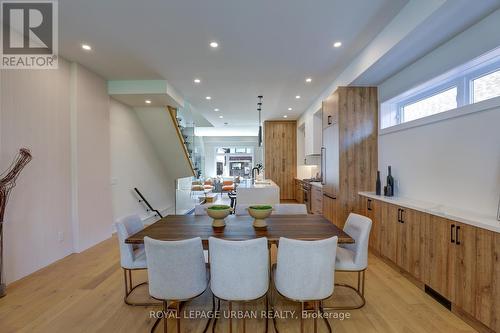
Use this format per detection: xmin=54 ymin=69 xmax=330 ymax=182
xmin=424 ymin=216 xmax=454 ymax=299
xmin=474 ymin=229 xmax=500 ymax=332
xmin=451 ymin=222 xmax=477 ymax=317
xmin=380 ymin=202 xmax=398 ymax=263
xmin=364 ymin=198 xmax=381 ymax=254
xmin=397 ymin=208 xmax=424 ymax=280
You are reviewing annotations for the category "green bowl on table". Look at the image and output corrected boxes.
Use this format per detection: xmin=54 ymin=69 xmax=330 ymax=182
xmin=247 ymin=205 xmax=273 ymax=229
xmin=206 ymin=205 xmax=232 ymax=228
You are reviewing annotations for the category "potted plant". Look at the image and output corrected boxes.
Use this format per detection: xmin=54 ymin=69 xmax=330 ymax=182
xmin=206 ymin=205 xmax=232 ymax=228
xmin=247 ymin=205 xmax=273 ymax=229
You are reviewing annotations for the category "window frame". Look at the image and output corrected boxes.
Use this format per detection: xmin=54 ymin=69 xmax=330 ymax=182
xmin=382 ymin=49 xmax=500 ymax=132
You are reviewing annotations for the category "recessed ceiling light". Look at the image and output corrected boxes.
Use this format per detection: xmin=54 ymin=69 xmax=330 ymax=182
xmin=283 ymin=115 xmax=288 ymax=118
xmin=81 ymin=43 xmax=92 ymax=51
xmin=145 ymin=99 xmax=152 ymax=104
xmin=219 ymin=115 xmax=223 ymax=119
xmin=305 ymin=78 xmax=312 ymax=83
xmin=288 ymin=107 xmax=293 ymax=111
xmin=206 ymin=96 xmax=212 ymax=100
xmin=194 ymin=78 xmax=201 ymax=84
xmin=214 ymin=108 xmax=219 ymax=112
xmin=295 ymin=95 xmax=301 ymax=99
xmin=333 ymin=41 xmax=342 ymax=48
xmin=224 ymin=122 xmax=229 ymax=125
xmin=210 ymin=41 xmax=219 ymax=48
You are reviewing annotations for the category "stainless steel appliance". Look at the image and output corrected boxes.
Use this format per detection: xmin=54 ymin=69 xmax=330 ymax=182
xmin=301 ymin=181 xmax=312 ymax=214
xmin=320 ymin=117 xmax=339 ymax=199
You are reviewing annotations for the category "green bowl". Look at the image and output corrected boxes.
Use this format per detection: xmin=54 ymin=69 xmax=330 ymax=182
xmin=206 ymin=205 xmax=232 ymax=228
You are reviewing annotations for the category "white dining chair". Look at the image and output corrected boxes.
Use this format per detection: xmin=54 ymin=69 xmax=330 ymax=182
xmin=326 ymin=213 xmax=372 ymax=310
xmin=273 ymin=203 xmax=308 ymax=215
xmin=235 ymin=204 xmax=250 ymax=216
xmin=273 ymin=236 xmax=338 ymax=333
xmin=209 ymin=237 xmax=269 ymax=333
xmin=144 ymin=236 xmax=210 ymax=333
xmin=115 ymin=215 xmax=158 ymax=306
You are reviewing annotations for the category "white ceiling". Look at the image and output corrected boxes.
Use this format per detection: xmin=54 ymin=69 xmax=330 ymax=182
xmin=59 ymin=0 xmax=408 ymax=126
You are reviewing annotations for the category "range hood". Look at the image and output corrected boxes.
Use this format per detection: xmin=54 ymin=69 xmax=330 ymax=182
xmin=304 ymin=154 xmax=320 ymax=165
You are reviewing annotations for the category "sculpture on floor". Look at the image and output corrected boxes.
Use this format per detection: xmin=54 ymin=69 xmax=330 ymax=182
xmin=0 ymin=148 xmax=32 ymax=298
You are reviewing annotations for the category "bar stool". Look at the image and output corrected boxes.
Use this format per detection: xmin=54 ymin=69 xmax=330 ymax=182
xmin=115 ymin=215 xmax=158 ymax=306
xmin=326 ymin=213 xmax=372 ymax=310
xmin=273 ymin=236 xmax=338 ymax=333
xmin=209 ymin=237 xmax=269 ymax=333
xmin=144 ymin=236 xmax=210 ymax=333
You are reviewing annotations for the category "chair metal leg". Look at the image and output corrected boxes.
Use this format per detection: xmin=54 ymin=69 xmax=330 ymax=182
xmin=123 ymin=268 xmax=160 ymax=307
xmin=300 ymin=302 xmax=304 ymax=333
xmin=323 ymin=269 xmax=366 ymax=310
xmin=320 ymin=301 xmax=332 ymax=333
xmin=202 ymin=294 xmax=216 ymax=333
xmin=212 ymin=297 xmax=220 ymax=333
xmin=163 ymin=301 xmax=168 ymax=333
xmin=228 ymin=301 xmax=233 ymax=333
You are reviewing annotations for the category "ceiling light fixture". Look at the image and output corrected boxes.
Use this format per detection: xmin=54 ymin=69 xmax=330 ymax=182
xmin=145 ymin=99 xmax=152 ymax=104
xmin=206 ymin=96 xmax=212 ymax=100
xmin=210 ymin=41 xmax=219 ymax=48
xmin=333 ymin=41 xmax=342 ymax=48
xmin=219 ymin=115 xmax=223 ymax=119
xmin=305 ymin=78 xmax=312 ymax=83
xmin=288 ymin=107 xmax=292 ymax=111
xmin=214 ymin=108 xmax=219 ymax=112
xmin=295 ymin=95 xmax=301 ymax=99
xmin=81 ymin=44 xmax=92 ymax=51
xmin=283 ymin=115 xmax=288 ymax=118
xmin=194 ymin=78 xmax=201 ymax=83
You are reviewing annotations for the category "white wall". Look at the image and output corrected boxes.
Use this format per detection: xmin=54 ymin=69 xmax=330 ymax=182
xmin=378 ymin=9 xmax=500 ymax=216
xmin=71 ymin=64 xmax=113 ymax=252
xmin=110 ymin=99 xmax=174 ymax=221
xmin=1 ymin=60 xmax=74 ymax=283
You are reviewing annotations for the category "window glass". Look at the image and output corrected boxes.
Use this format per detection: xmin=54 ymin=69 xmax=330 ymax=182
xmin=472 ymin=69 xmax=500 ymax=103
xmin=402 ymin=87 xmax=457 ymax=122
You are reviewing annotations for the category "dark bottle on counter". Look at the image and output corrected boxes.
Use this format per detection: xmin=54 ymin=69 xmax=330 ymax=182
xmin=376 ymin=171 xmax=381 ymax=195
xmin=386 ymin=166 xmax=394 ymax=197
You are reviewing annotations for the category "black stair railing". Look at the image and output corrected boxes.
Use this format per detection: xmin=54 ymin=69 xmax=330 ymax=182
xmin=134 ymin=188 xmax=163 ymax=218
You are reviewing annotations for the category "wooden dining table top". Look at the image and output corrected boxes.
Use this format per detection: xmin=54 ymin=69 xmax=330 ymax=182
xmin=126 ymin=214 xmax=354 ymax=245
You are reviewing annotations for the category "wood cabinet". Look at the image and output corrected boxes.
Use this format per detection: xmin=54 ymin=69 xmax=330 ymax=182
xmin=295 ymin=179 xmax=304 ymax=203
xmin=264 ymin=121 xmax=297 ymax=200
xmin=323 ymin=194 xmax=336 ymax=224
xmin=311 ymin=186 xmax=323 ymax=215
xmin=474 ymin=229 xmax=500 ymax=333
xmin=396 ymin=208 xmax=425 ymax=280
xmin=380 ymin=202 xmax=399 ymax=263
xmin=362 ymin=194 xmax=499 ymax=331
xmin=321 ymin=87 xmax=378 ymax=228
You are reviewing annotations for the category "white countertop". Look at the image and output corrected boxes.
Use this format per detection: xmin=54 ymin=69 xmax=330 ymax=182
xmin=238 ymin=179 xmax=279 ymax=189
xmin=359 ymin=192 xmax=500 ymax=233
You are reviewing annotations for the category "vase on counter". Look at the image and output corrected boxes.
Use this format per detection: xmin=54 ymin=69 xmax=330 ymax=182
xmin=386 ymin=166 xmax=394 ymax=197
xmin=376 ymin=171 xmax=381 ymax=195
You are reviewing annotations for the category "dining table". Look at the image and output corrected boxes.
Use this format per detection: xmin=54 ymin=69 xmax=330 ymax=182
xmin=126 ymin=214 xmax=354 ymax=245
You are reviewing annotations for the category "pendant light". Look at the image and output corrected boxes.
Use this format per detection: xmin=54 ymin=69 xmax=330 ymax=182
xmin=257 ymin=95 xmax=263 ymax=147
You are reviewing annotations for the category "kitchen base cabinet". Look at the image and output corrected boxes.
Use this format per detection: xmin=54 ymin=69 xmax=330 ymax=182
xmin=452 ymin=222 xmax=477 ymax=317
xmin=295 ymin=179 xmax=304 ymax=203
xmin=380 ymin=202 xmax=398 ymax=264
xmin=361 ymin=194 xmax=498 ymax=332
xmin=323 ymin=194 xmax=337 ymax=225
xmin=397 ymin=208 xmax=425 ymax=281
xmin=474 ymin=229 xmax=499 ymax=333
xmin=364 ymin=198 xmax=381 ymax=254
xmin=424 ymin=215 xmax=454 ymax=299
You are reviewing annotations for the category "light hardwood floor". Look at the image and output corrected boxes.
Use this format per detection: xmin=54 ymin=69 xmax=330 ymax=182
xmin=0 ymin=236 xmax=477 ymax=333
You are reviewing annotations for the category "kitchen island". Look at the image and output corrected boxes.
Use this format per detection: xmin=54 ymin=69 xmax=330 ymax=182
xmin=237 ymin=179 xmax=280 ymax=205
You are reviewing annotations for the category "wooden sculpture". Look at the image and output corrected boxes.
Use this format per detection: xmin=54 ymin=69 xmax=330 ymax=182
xmin=0 ymin=148 xmax=32 ymax=298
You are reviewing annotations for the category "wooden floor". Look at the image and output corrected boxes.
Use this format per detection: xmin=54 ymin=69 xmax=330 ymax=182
xmin=0 ymin=236 xmax=477 ymax=333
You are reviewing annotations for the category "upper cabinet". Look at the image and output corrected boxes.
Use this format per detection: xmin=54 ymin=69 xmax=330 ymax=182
xmin=304 ymin=109 xmax=323 ymax=157
xmin=322 ymin=90 xmax=339 ymax=129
